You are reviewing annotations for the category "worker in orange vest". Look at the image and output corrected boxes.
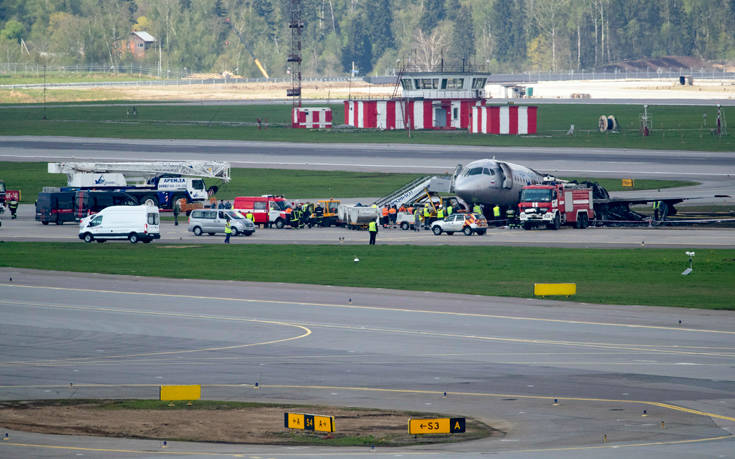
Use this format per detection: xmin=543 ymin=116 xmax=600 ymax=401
xmin=388 ymin=205 xmax=397 ymax=227
xmin=381 ymin=206 xmax=390 ymax=228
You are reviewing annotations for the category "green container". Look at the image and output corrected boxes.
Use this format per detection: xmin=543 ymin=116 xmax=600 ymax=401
xmin=527 ymin=87 xmax=534 ymax=97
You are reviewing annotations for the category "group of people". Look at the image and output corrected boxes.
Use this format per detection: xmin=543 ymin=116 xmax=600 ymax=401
xmin=287 ymin=201 xmax=326 ymax=229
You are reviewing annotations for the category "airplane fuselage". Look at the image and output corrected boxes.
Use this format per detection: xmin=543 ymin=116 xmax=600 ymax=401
xmin=453 ymin=159 xmax=545 ymax=208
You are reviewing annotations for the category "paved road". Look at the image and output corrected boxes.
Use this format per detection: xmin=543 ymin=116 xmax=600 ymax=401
xmin=2 ymin=205 xmax=734 ymax=248
xmin=0 ymin=270 xmax=733 ymax=458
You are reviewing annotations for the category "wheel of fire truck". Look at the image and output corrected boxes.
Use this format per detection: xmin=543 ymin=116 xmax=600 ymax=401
xmin=432 ymin=226 xmax=442 ymax=235
xmin=548 ymin=213 xmax=561 ymax=230
xmin=275 ymin=218 xmax=285 ymax=229
xmin=400 ymin=222 xmax=409 ymax=230
xmin=142 ymin=196 xmax=159 ymax=208
xmin=463 ymin=226 xmax=473 ymax=236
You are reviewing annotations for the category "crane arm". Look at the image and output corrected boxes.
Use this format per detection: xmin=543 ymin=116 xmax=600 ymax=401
xmin=48 ymin=161 xmax=231 ymax=182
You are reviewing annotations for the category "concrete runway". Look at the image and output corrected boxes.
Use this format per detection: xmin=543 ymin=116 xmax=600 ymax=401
xmin=0 ymin=270 xmax=734 ymax=458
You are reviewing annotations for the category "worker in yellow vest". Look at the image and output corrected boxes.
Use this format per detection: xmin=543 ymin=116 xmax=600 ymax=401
xmin=493 ymin=204 xmax=501 ymax=222
xmin=436 ymin=206 xmax=445 ymax=220
xmin=473 ymin=203 xmax=482 ymax=215
xmin=447 ymin=204 xmax=453 ymax=216
xmin=368 ymin=219 xmax=378 ymax=245
xmin=224 ymin=218 xmax=232 ymax=244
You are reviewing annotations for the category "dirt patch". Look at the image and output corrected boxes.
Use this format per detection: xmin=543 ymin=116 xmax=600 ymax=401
xmin=0 ymin=400 xmax=499 ymax=446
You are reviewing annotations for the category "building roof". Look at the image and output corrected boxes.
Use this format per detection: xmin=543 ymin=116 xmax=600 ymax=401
xmin=131 ymin=31 xmax=156 ymax=42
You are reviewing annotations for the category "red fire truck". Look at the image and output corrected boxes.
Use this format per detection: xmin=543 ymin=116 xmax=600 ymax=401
xmin=232 ymin=195 xmax=290 ymax=228
xmin=518 ymin=181 xmax=594 ymax=230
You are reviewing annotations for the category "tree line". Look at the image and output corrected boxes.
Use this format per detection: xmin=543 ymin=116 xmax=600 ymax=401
xmin=1 ymin=0 xmax=733 ymax=78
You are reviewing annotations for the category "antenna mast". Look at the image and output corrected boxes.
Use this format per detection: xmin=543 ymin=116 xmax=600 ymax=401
xmin=287 ymin=0 xmax=303 ymax=108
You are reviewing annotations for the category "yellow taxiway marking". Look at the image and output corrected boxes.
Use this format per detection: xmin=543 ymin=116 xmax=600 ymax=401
xmin=254 ymin=384 xmax=735 ymax=423
xmin=0 ymin=299 xmax=310 ymax=366
xmin=2 ymin=283 xmax=733 ymax=336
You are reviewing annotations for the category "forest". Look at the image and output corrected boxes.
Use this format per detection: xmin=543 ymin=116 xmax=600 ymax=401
xmin=1 ymin=0 xmax=734 ymax=78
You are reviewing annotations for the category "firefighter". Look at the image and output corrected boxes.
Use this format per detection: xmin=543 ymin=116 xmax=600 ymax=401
xmin=653 ymin=201 xmax=661 ymax=220
xmin=368 ymin=219 xmax=378 ymax=245
xmin=7 ymin=198 xmax=19 ymax=219
xmin=290 ymin=207 xmax=301 ymax=228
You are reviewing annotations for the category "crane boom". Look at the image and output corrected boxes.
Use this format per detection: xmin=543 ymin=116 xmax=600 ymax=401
xmin=48 ymin=161 xmax=231 ymax=182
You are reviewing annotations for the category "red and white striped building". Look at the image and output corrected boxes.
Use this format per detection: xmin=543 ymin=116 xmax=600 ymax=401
xmin=470 ymin=105 xmax=538 ymax=135
xmin=343 ymin=70 xmax=539 ymax=134
xmin=292 ymin=107 xmax=333 ymax=129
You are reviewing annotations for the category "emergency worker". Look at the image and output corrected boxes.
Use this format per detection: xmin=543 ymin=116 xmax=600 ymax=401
xmin=447 ymin=204 xmax=453 ymax=216
xmin=368 ymin=219 xmax=378 ymax=245
xmin=8 ymin=199 xmax=18 ymax=219
xmin=414 ymin=207 xmax=421 ymax=231
xmin=436 ymin=206 xmax=445 ymax=220
xmin=246 ymin=211 xmax=254 ymax=223
xmin=381 ymin=206 xmax=389 ymax=228
xmin=493 ymin=204 xmax=501 ymax=223
xmin=473 ymin=203 xmax=482 ymax=215
xmin=224 ymin=218 xmax=232 ymax=243
xmin=423 ymin=206 xmax=431 ymax=228
xmin=389 ymin=205 xmax=397 ymax=226
xmin=653 ymin=201 xmax=661 ymax=220
xmin=173 ymin=199 xmax=180 ymax=226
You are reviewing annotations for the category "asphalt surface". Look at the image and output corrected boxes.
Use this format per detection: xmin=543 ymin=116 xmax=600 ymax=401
xmin=1 ymin=135 xmax=734 ymax=457
xmin=1 ymin=204 xmax=734 ymax=248
xmin=0 ymin=269 xmax=734 ymax=458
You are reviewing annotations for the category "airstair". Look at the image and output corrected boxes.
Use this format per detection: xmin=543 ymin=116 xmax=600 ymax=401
xmin=373 ymin=175 xmax=452 ymax=207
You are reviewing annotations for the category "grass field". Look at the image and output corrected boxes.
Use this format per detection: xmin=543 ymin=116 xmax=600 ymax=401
xmin=0 ymin=162 xmax=696 ymax=203
xmin=1 ymin=243 xmax=732 ymax=310
xmin=0 ymin=102 xmax=732 ymax=151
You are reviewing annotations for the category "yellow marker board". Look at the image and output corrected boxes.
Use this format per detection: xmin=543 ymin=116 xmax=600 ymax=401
xmin=621 ymin=178 xmax=635 ymax=187
xmin=408 ymin=417 xmax=465 ymax=435
xmin=159 ymin=385 xmax=201 ymax=401
xmin=534 ymin=283 xmax=576 ymax=296
xmin=284 ymin=412 xmax=334 ymax=433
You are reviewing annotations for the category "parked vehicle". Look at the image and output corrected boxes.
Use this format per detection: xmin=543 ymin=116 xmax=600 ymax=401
xmin=233 ymin=195 xmax=289 ymax=228
xmin=78 ymin=205 xmax=160 ymax=243
xmin=188 ymin=209 xmax=255 ymax=236
xmin=431 ymin=213 xmax=488 ymax=236
xmin=518 ymin=181 xmax=594 ymax=230
xmin=338 ymin=204 xmax=379 ymax=230
xmin=0 ymin=179 xmax=21 ymax=214
xmin=49 ymin=161 xmax=230 ymax=210
xmin=36 ymin=190 xmax=138 ymax=225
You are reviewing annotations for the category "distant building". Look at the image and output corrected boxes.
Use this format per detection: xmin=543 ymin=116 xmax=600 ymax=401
xmin=127 ymin=31 xmax=156 ymax=59
xmin=344 ymin=68 xmax=537 ymax=134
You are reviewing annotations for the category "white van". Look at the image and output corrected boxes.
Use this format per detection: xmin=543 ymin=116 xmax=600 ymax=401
xmin=79 ymin=205 xmax=160 ymax=244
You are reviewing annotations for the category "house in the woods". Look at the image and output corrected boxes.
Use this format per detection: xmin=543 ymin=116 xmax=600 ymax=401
xmin=126 ymin=31 xmax=156 ymax=59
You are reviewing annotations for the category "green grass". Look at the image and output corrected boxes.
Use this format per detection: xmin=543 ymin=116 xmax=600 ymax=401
xmin=0 ymin=161 xmax=696 ymax=204
xmin=0 ymin=103 xmax=733 ymax=151
xmin=563 ymin=177 xmax=698 ymax=192
xmin=1 ymin=243 xmax=732 ymax=309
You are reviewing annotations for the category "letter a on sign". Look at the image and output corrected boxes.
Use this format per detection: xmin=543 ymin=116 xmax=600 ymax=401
xmin=450 ymin=418 xmax=466 ymax=433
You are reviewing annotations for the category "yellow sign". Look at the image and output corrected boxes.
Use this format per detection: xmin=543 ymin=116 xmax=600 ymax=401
xmin=284 ymin=412 xmax=334 ymax=433
xmin=534 ymin=283 xmax=576 ymax=296
xmin=621 ymin=178 xmax=635 ymax=187
xmin=159 ymin=385 xmax=201 ymax=401
xmin=408 ymin=417 xmax=465 ymax=435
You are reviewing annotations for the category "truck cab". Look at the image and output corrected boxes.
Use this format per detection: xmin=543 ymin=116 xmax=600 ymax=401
xmin=519 ymin=183 xmax=594 ymax=230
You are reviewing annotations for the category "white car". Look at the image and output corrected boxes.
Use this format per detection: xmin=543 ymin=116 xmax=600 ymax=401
xmin=431 ymin=213 xmax=488 ymax=236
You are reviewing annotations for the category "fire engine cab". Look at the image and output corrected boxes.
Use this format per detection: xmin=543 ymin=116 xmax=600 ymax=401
xmin=518 ymin=180 xmax=594 ymax=230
